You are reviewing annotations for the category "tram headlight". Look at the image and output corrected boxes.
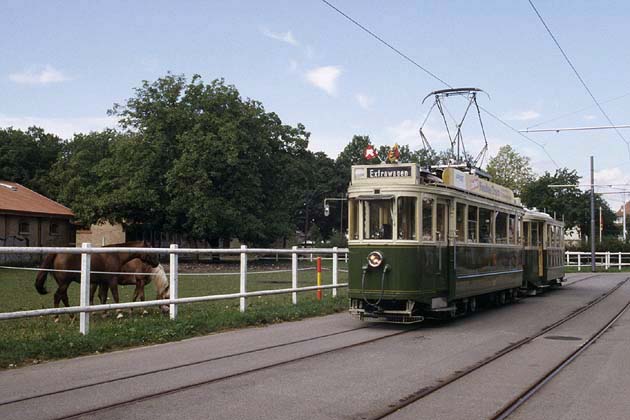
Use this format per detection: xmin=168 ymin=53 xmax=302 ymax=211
xmin=367 ymin=251 xmax=384 ymax=268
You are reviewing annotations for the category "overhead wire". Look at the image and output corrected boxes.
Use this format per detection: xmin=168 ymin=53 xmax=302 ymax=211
xmin=527 ymin=91 xmax=630 ymax=130
xmin=319 ymin=0 xmax=560 ymax=168
xmin=527 ymin=0 xmax=630 ymax=160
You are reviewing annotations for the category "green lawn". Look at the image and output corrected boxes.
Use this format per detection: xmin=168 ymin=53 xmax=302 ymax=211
xmin=0 ymin=260 xmax=349 ymax=369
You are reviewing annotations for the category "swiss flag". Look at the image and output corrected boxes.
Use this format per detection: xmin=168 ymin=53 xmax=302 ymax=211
xmin=364 ymin=145 xmax=377 ymax=160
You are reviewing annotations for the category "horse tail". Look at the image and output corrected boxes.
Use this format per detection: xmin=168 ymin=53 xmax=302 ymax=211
xmin=35 ymin=254 xmax=56 ymax=295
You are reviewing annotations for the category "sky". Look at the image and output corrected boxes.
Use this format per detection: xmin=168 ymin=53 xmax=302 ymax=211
xmin=3 ymin=0 xmax=630 ymax=209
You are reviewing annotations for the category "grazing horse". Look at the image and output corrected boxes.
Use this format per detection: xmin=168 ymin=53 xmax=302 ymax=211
xmin=35 ymin=241 xmax=159 ymax=319
xmin=92 ymin=258 xmax=170 ymax=316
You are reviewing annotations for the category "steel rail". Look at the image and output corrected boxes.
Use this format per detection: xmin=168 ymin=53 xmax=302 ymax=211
xmin=0 ymin=325 xmax=369 ymax=407
xmin=369 ymin=276 xmax=628 ymax=419
xmin=491 ymin=298 xmax=630 ymax=419
xmin=49 ymin=325 xmax=425 ymax=420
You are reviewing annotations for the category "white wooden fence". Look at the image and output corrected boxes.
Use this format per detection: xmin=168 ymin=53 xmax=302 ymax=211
xmin=565 ymin=251 xmax=630 ymax=271
xmin=0 ymin=245 xmax=349 ymax=335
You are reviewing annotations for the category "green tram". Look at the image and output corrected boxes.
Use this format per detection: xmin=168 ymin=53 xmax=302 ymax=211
xmin=522 ymin=209 xmax=565 ymax=294
xmin=347 ymin=163 xmax=563 ymax=323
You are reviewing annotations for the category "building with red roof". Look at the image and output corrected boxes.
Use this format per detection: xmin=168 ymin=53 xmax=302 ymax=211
xmin=0 ymin=181 xmax=75 ymax=248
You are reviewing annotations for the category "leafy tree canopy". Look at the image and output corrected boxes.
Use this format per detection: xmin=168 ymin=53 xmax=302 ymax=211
xmin=486 ymin=145 xmax=536 ymax=196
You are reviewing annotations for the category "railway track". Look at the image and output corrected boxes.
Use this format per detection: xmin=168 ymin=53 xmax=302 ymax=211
xmin=370 ymin=276 xmax=629 ymax=419
xmin=2 ymin=274 xmax=617 ymax=420
xmin=491 ymin=297 xmax=630 ymax=419
xmin=3 ymin=323 xmax=427 ymax=420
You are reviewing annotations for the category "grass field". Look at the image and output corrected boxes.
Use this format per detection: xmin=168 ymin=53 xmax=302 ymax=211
xmin=0 ymin=259 xmax=349 ymax=369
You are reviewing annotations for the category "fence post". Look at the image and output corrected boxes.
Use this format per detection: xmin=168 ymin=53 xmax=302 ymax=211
xmin=79 ymin=242 xmax=91 ymax=335
xmin=606 ymin=251 xmax=610 ymax=270
xmin=565 ymin=251 xmax=569 ymax=266
xmin=169 ymin=244 xmax=178 ymax=320
xmin=345 ymin=251 xmax=348 ymax=264
xmin=577 ymin=253 xmax=581 ymax=271
xmin=332 ymin=247 xmax=338 ymax=298
xmin=292 ymin=246 xmax=298 ymax=305
xmin=619 ymin=252 xmax=622 ymax=271
xmin=240 ymin=245 xmax=247 ymax=312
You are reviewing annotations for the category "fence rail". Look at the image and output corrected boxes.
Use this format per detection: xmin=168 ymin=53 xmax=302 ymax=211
xmin=0 ymin=244 xmax=349 ymax=335
xmin=564 ymin=251 xmax=630 ymax=271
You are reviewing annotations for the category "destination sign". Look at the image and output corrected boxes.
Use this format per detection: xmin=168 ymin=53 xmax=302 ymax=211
xmin=367 ymin=166 xmax=412 ymax=178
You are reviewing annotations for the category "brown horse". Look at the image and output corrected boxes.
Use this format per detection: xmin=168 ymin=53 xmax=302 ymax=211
xmin=92 ymin=258 xmax=170 ymax=316
xmin=35 ymin=241 xmax=159 ymax=319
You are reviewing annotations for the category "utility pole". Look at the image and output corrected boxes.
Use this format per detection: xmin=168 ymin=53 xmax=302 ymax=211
xmin=624 ymin=191 xmax=627 ymax=241
xmin=590 ymin=156 xmax=596 ymax=272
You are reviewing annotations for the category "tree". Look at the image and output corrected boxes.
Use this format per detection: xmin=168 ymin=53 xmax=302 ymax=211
xmin=0 ymin=127 xmax=63 ymax=196
xmin=521 ymin=168 xmax=619 ymax=240
xmin=486 ymin=145 xmax=535 ymax=196
xmin=107 ymin=73 xmax=312 ymax=246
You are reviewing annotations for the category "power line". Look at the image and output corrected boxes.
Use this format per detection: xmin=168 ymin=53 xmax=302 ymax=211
xmin=527 ymin=90 xmax=630 ymax=130
xmin=319 ymin=0 xmax=560 ymax=168
xmin=527 ymin=0 xmax=630 ymax=159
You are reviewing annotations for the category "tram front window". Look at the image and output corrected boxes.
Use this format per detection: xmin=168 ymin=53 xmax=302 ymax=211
xmin=397 ymin=197 xmax=417 ymax=240
xmin=363 ymin=199 xmax=394 ymax=240
xmin=349 ymin=199 xmax=359 ymax=240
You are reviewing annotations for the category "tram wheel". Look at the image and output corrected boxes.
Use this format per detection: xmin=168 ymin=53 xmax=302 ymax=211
xmin=497 ymin=292 xmax=506 ymax=306
xmin=468 ymin=297 xmax=477 ymax=313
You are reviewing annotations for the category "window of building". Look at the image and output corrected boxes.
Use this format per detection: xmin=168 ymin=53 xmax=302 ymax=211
xmin=397 ymin=196 xmax=417 ymax=240
xmin=18 ymin=222 xmax=30 ymax=235
xmin=49 ymin=223 xmax=60 ymax=235
xmin=479 ymin=208 xmax=493 ymax=243
xmin=468 ymin=205 xmax=478 ymax=243
xmin=422 ymin=196 xmax=434 ymax=241
xmin=456 ymin=202 xmax=467 ymax=242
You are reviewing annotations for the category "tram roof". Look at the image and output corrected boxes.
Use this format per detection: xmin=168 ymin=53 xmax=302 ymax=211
xmin=350 ymin=163 xmax=518 ymax=206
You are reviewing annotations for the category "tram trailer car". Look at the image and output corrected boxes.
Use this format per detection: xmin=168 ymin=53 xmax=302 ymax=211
xmin=522 ymin=209 xmax=565 ymax=295
xmin=347 ymin=163 xmax=564 ymax=323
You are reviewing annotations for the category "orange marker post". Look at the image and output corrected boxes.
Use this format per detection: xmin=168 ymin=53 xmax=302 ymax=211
xmin=316 ymin=257 xmax=322 ymax=301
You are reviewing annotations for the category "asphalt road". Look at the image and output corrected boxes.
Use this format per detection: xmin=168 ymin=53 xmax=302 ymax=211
xmin=0 ymin=272 xmax=627 ymax=420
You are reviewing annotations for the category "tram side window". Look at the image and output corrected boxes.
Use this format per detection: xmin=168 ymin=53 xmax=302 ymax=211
xmin=422 ymin=197 xmax=434 ymax=241
xmin=531 ymin=222 xmax=539 ymax=246
xmin=436 ymin=202 xmax=447 ymax=242
xmin=479 ymin=208 xmax=493 ymax=243
xmin=508 ymin=214 xmax=516 ymax=244
xmin=496 ymin=212 xmax=508 ymax=244
xmin=365 ymin=200 xmax=394 ymax=239
xmin=523 ymin=221 xmax=530 ymax=246
xmin=456 ymin=203 xmax=467 ymax=242
xmin=397 ymin=197 xmax=417 ymax=240
xmin=468 ymin=205 xmax=478 ymax=243
xmin=349 ymin=199 xmax=359 ymax=240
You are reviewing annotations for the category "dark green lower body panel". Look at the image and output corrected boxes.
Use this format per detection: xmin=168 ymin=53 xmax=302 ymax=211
xmin=349 ymin=244 xmax=523 ymax=307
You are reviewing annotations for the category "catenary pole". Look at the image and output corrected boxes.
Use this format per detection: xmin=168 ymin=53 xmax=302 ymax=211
xmin=591 ymin=156 xmax=596 ymax=272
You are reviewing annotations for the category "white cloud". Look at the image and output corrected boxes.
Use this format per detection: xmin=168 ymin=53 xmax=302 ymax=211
xmin=0 ymin=114 xmax=117 ymax=139
xmin=503 ymin=110 xmax=541 ymax=121
xmin=583 ymin=114 xmax=597 ymax=121
xmin=289 ymin=59 xmax=298 ymax=72
xmin=9 ymin=65 xmax=70 ymax=85
xmin=306 ymin=66 xmax=342 ymax=95
xmin=356 ymin=93 xmax=374 ymax=110
xmin=261 ymin=28 xmax=298 ymax=46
